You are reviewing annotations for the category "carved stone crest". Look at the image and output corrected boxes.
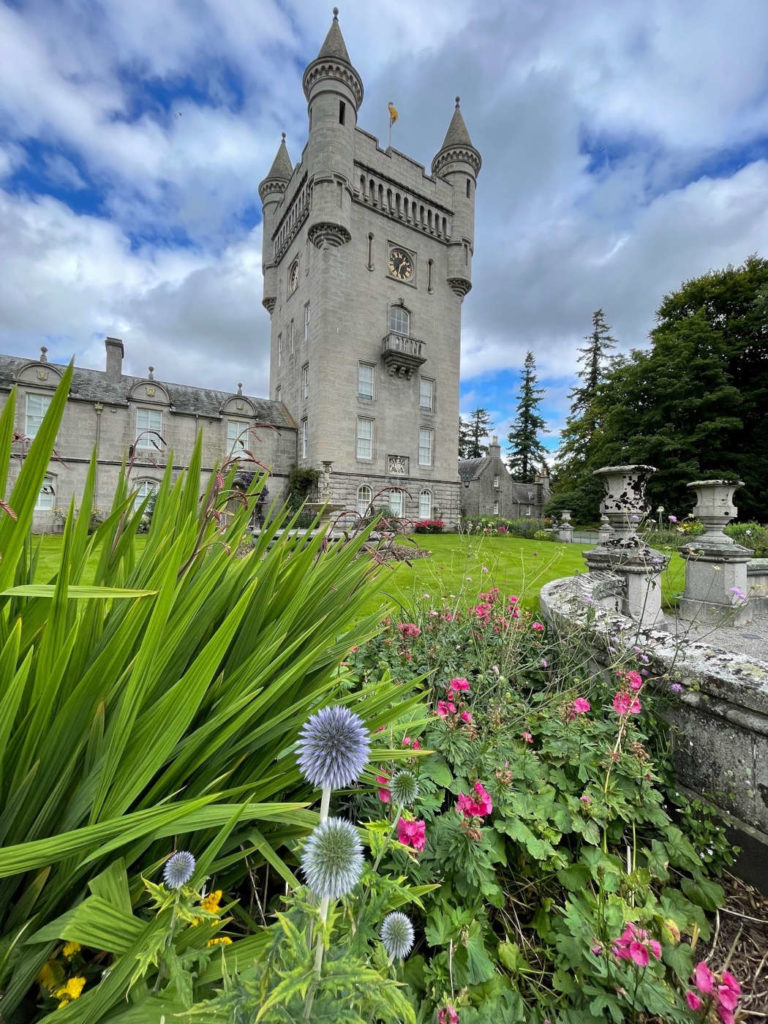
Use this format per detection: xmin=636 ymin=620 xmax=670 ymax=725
xmin=388 ymin=455 xmax=409 ymax=476
xmin=37 ymin=370 xmax=48 ymax=381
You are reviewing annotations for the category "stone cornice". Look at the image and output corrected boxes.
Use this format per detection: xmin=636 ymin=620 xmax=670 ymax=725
xmin=431 ymin=144 xmax=482 ymax=178
xmin=302 ymin=58 xmax=364 ymax=109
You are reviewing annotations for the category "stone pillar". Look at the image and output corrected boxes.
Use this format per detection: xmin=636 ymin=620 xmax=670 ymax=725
xmin=679 ymin=480 xmax=753 ymax=626
xmin=583 ymin=465 xmax=669 ymax=628
xmin=557 ymin=510 xmax=573 ymax=543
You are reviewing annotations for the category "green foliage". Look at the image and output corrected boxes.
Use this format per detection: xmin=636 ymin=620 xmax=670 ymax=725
xmin=0 ymin=375 xmax=407 ymax=1019
xmin=460 ymin=409 xmax=493 ymax=460
xmin=556 ymin=256 xmax=768 ymax=520
xmin=724 ymin=520 xmax=768 ymax=556
xmin=461 ymin=515 xmax=547 ymax=538
xmin=285 ymin=465 xmax=321 ymax=510
xmin=506 ymin=352 xmax=548 ymax=483
xmin=347 ymin=592 xmax=735 ymax=1021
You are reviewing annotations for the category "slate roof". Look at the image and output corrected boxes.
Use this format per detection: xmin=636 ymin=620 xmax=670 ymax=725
xmin=317 ymin=12 xmax=352 ymax=63
xmin=458 ymin=457 xmax=487 ymax=484
xmin=439 ymin=99 xmax=474 ymax=151
xmin=0 ymin=354 xmax=296 ymax=429
xmin=263 ymin=134 xmax=293 ymax=183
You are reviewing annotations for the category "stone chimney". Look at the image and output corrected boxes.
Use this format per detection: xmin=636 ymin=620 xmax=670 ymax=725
xmin=488 ymin=434 xmax=501 ymax=460
xmin=105 ymin=337 xmax=124 ymax=380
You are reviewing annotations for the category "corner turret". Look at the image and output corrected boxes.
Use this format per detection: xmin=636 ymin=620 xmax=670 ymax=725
xmin=259 ymin=133 xmax=293 ymax=312
xmin=302 ymin=8 xmax=362 ymax=248
xmin=432 ymin=98 xmax=481 ymax=298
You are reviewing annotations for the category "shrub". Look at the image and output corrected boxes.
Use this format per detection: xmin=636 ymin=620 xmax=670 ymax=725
xmin=414 ymin=519 xmax=445 ymax=534
xmin=724 ymin=520 xmax=768 ymax=557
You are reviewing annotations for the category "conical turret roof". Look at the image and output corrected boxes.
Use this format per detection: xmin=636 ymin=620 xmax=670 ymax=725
xmin=440 ymin=96 xmax=474 ymax=149
xmin=317 ymin=7 xmax=351 ymax=63
xmin=432 ymin=97 xmax=481 ymax=177
xmin=303 ymin=9 xmax=363 ymax=109
xmin=258 ymin=134 xmax=293 ymax=200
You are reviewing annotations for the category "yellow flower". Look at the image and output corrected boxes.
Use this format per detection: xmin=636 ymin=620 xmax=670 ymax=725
xmin=37 ymin=962 xmax=58 ymax=991
xmin=62 ymin=941 xmax=82 ymax=959
xmin=201 ymin=890 xmax=223 ymax=914
xmin=206 ymin=936 xmax=232 ymax=947
xmin=55 ymin=976 xmax=86 ymax=1008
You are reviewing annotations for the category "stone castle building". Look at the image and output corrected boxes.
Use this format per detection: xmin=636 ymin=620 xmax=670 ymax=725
xmin=459 ymin=437 xmax=550 ymax=520
xmin=260 ymin=9 xmax=480 ymax=523
xmin=1 ymin=10 xmax=486 ymax=530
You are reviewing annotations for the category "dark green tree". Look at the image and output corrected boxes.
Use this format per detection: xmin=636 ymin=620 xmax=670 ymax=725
xmin=507 ymin=352 xmax=548 ymax=482
xmin=584 ymin=256 xmax=768 ymax=519
xmin=460 ymin=409 xmax=493 ymax=459
xmin=549 ymin=310 xmax=617 ymax=520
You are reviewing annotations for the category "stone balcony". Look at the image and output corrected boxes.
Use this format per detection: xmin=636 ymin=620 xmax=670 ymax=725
xmin=381 ymin=332 xmax=426 ymax=378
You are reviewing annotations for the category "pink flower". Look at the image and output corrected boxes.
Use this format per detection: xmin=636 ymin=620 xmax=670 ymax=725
xmin=721 ymin=971 xmax=741 ymax=997
xmin=397 ymin=817 xmax=426 ymax=852
xmin=531 ymin=621 xmax=544 ymax=631
xmin=507 ymin=594 xmax=518 ymax=604
xmin=648 ymin=940 xmax=661 ymax=959
xmin=591 ymin=943 xmax=602 ymax=955
xmin=436 ymin=700 xmax=456 ymax=718
xmin=428 ymin=609 xmax=438 ymax=618
xmin=686 ymin=992 xmax=703 ymax=1011
xmin=612 ymin=923 xmax=660 ymax=967
xmin=540 ymin=658 xmax=548 ymax=667
xmin=580 ymin=793 xmax=591 ymax=804
xmin=628 ymin=941 xmax=649 ymax=967
xmin=437 ymin=1007 xmax=459 ymax=1024
xmin=625 ymin=670 xmax=643 ymax=691
xmin=613 ymin=691 xmax=642 ymax=715
xmin=717 ymin=1009 xmax=735 ymax=1024
xmin=376 ymin=775 xmax=391 ymax=803
xmin=397 ymin=622 xmax=421 ymax=638
xmin=457 ymin=781 xmax=493 ymax=819
xmin=461 ymin=711 xmax=473 ymax=724
xmin=481 ymin=566 xmax=489 ymax=573
xmin=668 ymin=515 xmax=678 ymax=523
xmin=402 ymin=737 xmax=411 ymax=747
xmin=572 ymin=697 xmax=591 ymax=715
xmin=718 ymin=985 xmax=739 ymax=1012
xmin=522 ymin=731 xmax=533 ymax=743
xmin=693 ymin=961 xmax=716 ymax=996
xmin=449 ymin=677 xmax=471 ymax=692
xmin=411 ymin=739 xmax=420 ymax=750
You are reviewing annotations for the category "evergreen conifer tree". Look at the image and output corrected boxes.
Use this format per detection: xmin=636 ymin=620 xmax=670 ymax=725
xmin=460 ymin=409 xmax=493 ymax=459
xmin=507 ymin=352 xmax=548 ymax=482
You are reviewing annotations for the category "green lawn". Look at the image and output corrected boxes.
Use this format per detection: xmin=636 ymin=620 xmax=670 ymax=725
xmin=30 ymin=531 xmax=685 ymax=621
xmin=356 ymin=533 xmax=686 ymax=620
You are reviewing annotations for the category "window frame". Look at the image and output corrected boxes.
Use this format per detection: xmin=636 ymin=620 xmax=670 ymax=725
xmin=35 ymin=474 xmax=56 ymax=511
xmin=300 ymin=417 xmax=308 ymax=459
xmin=133 ymin=478 xmax=158 ymax=511
xmin=25 ymin=393 xmax=52 ymax=439
xmin=227 ymin=419 xmax=249 ymax=457
xmin=135 ymin=408 xmax=163 ymax=449
xmin=388 ymin=305 xmax=410 ymax=336
xmin=304 ymin=302 xmax=311 ymax=341
xmin=358 ymin=362 xmax=375 ymax=400
xmin=356 ymin=417 xmax=373 ymax=461
xmin=388 ymin=488 xmax=403 ymax=517
xmin=419 ymin=488 xmax=432 ymax=519
xmin=418 ymin=427 xmax=433 ymax=467
xmin=302 ymin=362 xmax=309 ymax=400
xmin=356 ymin=484 xmax=372 ymax=517
xmin=419 ymin=377 xmax=434 ymax=412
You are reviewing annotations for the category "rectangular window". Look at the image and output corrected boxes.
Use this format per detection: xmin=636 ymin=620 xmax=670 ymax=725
xmin=276 ymin=384 xmax=282 ymax=403
xmin=278 ymin=333 xmax=283 ymax=366
xmin=36 ymin=475 xmax=55 ymax=511
xmin=301 ymin=418 xmax=308 ymax=459
xmin=356 ymin=417 xmax=373 ymax=460
xmin=302 ymin=363 xmax=309 ymax=400
xmin=304 ymin=303 xmax=311 ymax=341
xmin=493 ymin=500 xmax=499 ymax=515
xmin=493 ymin=475 xmax=500 ymax=489
xmin=418 ymin=427 xmax=433 ymax=467
xmin=358 ymin=363 xmax=374 ymax=399
xmin=227 ymin=420 xmax=248 ymax=456
xmin=419 ymin=378 xmax=434 ymax=411
xmin=136 ymin=408 xmax=163 ymax=448
xmin=26 ymin=393 xmax=52 ymax=439
xmin=290 ymin=320 xmax=295 ymax=356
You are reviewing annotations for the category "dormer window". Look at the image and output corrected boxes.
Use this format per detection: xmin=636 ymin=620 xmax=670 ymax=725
xmin=388 ymin=306 xmax=410 ymax=336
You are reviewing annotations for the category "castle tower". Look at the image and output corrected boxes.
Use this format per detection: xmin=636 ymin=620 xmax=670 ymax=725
xmin=260 ymin=9 xmax=480 ymax=526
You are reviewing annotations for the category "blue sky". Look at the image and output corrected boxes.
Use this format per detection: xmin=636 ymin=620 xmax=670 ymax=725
xmin=1 ymin=0 xmax=767 ymax=458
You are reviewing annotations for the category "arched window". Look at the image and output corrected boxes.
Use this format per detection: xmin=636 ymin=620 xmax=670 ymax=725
xmin=357 ymin=484 xmax=372 ymax=517
xmin=419 ymin=488 xmax=432 ymax=519
xmin=388 ymin=488 xmax=403 ymax=518
xmin=388 ymin=305 xmax=410 ymax=336
xmin=134 ymin=479 xmax=157 ymax=511
xmin=36 ymin=474 xmax=56 ymax=511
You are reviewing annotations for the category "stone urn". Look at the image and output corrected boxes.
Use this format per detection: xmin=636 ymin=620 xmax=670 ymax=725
xmin=592 ymin=465 xmax=656 ymax=541
xmin=686 ymin=479 xmax=743 ymax=548
xmin=560 ymin=509 xmax=572 ymax=523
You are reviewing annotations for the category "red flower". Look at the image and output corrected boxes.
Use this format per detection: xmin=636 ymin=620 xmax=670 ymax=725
xmin=376 ymin=775 xmax=390 ymax=803
xmin=448 ymin=677 xmax=470 ymax=692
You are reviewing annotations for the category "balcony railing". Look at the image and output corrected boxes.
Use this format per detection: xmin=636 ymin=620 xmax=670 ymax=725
xmin=381 ymin=332 xmax=426 ymax=378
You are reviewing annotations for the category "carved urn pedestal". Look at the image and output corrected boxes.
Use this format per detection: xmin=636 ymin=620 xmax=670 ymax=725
xmin=583 ymin=465 xmax=669 ymax=628
xmin=679 ymin=480 xmax=753 ymax=626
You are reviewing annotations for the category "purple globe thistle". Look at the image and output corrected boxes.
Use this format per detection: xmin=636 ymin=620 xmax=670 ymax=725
xmin=163 ymin=850 xmax=196 ymax=889
xmin=381 ymin=912 xmax=415 ymax=960
xmin=301 ymin=818 xmax=363 ymax=900
xmin=297 ymin=705 xmax=370 ymax=790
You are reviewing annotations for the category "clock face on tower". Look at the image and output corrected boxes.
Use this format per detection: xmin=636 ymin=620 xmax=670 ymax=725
xmin=388 ymin=247 xmax=414 ymax=282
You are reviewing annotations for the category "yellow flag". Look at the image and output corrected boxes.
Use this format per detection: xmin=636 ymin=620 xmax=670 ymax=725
xmin=388 ymin=102 xmax=398 ymax=125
